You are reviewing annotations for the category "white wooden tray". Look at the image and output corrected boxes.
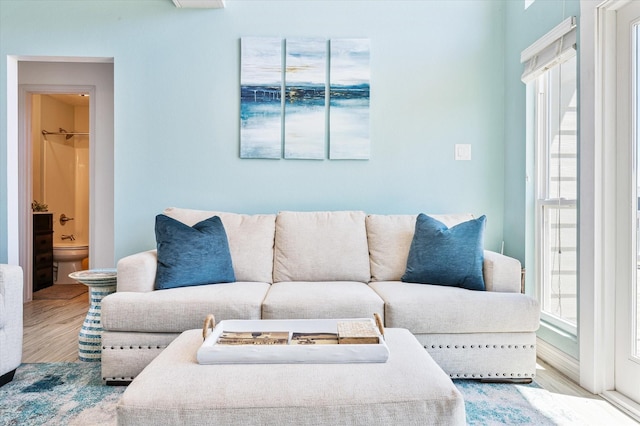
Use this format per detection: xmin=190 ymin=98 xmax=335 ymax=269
xmin=196 ymin=317 xmax=389 ymax=364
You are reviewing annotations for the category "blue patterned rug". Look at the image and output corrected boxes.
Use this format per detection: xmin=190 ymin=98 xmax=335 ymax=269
xmin=0 ymin=363 xmax=580 ymax=425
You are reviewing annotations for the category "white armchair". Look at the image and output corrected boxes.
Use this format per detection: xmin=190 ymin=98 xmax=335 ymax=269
xmin=0 ymin=264 xmax=23 ymax=387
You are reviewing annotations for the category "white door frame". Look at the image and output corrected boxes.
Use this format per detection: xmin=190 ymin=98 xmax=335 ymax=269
xmin=6 ymin=56 xmax=115 ymax=302
xmin=579 ymin=0 xmax=622 ymax=395
xmin=583 ymin=0 xmax=640 ymax=418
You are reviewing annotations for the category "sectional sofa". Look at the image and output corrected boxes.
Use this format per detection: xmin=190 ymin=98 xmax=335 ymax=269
xmin=101 ymin=208 xmax=540 ymax=384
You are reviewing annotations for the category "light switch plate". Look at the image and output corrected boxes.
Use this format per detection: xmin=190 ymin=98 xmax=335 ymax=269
xmin=454 ymin=144 xmax=471 ymax=161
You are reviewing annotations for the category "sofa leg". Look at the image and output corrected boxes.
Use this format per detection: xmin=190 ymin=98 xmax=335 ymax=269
xmin=104 ymin=379 xmax=132 ymax=386
xmin=0 ymin=369 xmax=17 ymax=387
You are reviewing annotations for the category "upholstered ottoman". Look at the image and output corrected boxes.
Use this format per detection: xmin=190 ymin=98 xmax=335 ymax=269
xmin=117 ymin=328 xmax=465 ymax=425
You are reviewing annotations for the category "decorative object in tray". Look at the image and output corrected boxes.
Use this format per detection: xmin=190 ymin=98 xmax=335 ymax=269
xmin=217 ymin=331 xmax=290 ymax=345
xmin=291 ymin=332 xmax=339 ymax=345
xmin=197 ymin=314 xmax=388 ymax=364
xmin=337 ymin=320 xmax=380 ymax=344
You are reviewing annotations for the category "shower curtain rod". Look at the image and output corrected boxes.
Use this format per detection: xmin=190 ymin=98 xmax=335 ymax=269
xmin=41 ymin=130 xmax=89 ymax=136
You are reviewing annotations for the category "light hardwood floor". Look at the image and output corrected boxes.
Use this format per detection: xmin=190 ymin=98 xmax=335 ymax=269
xmin=22 ymin=285 xmax=638 ymax=424
xmin=23 ymin=285 xmax=88 ymax=363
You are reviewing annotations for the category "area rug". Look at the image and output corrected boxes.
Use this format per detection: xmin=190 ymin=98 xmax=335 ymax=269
xmin=455 ymin=379 xmax=580 ymax=425
xmin=33 ymin=284 xmax=87 ymax=300
xmin=0 ymin=363 xmax=581 ymax=425
xmin=0 ymin=363 xmax=124 ymax=426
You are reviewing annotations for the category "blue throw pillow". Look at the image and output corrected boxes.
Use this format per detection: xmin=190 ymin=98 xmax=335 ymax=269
xmin=401 ymin=214 xmax=486 ymax=291
xmin=154 ymin=214 xmax=235 ymax=290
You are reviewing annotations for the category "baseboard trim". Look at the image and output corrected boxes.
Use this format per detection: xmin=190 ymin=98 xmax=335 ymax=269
xmin=536 ymin=336 xmax=580 ymax=383
xmin=601 ymin=390 xmax=640 ymax=422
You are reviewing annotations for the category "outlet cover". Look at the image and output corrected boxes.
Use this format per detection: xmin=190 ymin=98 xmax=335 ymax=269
xmin=454 ymin=144 xmax=471 ymax=161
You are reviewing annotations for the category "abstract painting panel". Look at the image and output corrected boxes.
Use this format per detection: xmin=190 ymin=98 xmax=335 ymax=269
xmin=329 ymin=39 xmax=370 ymax=160
xmin=284 ymin=38 xmax=327 ymax=160
xmin=240 ymin=37 xmax=283 ymax=159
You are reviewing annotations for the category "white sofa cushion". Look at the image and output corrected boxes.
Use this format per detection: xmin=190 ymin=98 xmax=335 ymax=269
xmin=163 ymin=208 xmax=275 ymax=283
xmin=102 ymin=282 xmax=270 ymax=333
xmin=273 ymin=211 xmax=370 ymax=282
xmin=0 ymin=292 xmax=4 ymax=329
xmin=366 ymin=214 xmax=474 ymax=282
xmin=262 ymin=281 xmax=385 ymax=320
xmin=369 ymin=281 xmax=540 ymax=334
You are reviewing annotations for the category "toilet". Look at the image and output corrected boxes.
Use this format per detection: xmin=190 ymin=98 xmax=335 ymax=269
xmin=53 ymin=243 xmax=88 ymax=284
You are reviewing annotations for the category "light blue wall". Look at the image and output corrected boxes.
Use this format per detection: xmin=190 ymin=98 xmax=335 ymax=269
xmin=504 ymin=0 xmax=581 ymax=357
xmin=1 ymin=0 xmax=506 ymax=262
xmin=503 ymin=0 xmax=580 ymax=270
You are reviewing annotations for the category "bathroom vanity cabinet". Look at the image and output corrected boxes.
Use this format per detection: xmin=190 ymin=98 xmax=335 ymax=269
xmin=33 ymin=213 xmax=54 ymax=292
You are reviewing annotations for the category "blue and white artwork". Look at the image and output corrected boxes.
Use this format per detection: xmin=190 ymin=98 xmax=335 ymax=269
xmin=240 ymin=37 xmax=283 ymax=159
xmin=284 ymin=38 xmax=327 ymax=160
xmin=329 ymin=39 xmax=370 ymax=160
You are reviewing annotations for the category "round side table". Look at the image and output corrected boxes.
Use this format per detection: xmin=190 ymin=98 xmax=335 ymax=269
xmin=69 ymin=269 xmax=117 ymax=362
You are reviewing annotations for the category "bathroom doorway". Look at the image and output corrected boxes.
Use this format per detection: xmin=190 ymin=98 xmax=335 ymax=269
xmin=31 ymin=93 xmax=91 ymax=288
xmin=12 ymin=59 xmax=115 ymax=302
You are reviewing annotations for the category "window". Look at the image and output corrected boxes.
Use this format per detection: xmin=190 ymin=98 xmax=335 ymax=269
xmin=522 ymin=17 xmax=578 ymax=336
xmin=536 ymin=56 xmax=578 ymax=332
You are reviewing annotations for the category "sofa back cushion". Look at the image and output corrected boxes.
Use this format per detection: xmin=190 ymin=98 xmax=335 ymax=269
xmin=273 ymin=211 xmax=371 ymax=282
xmin=163 ymin=207 xmax=276 ymax=283
xmin=366 ymin=213 xmax=474 ymax=282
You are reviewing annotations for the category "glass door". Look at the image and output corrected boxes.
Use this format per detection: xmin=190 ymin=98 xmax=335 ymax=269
xmin=615 ymin=0 xmax=640 ymax=404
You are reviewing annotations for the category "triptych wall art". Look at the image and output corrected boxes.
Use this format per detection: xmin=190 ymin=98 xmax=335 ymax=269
xmin=240 ymin=37 xmax=370 ymax=160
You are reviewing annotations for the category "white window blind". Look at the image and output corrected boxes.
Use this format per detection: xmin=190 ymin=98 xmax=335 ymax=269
xmin=521 ymin=16 xmax=577 ymax=84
